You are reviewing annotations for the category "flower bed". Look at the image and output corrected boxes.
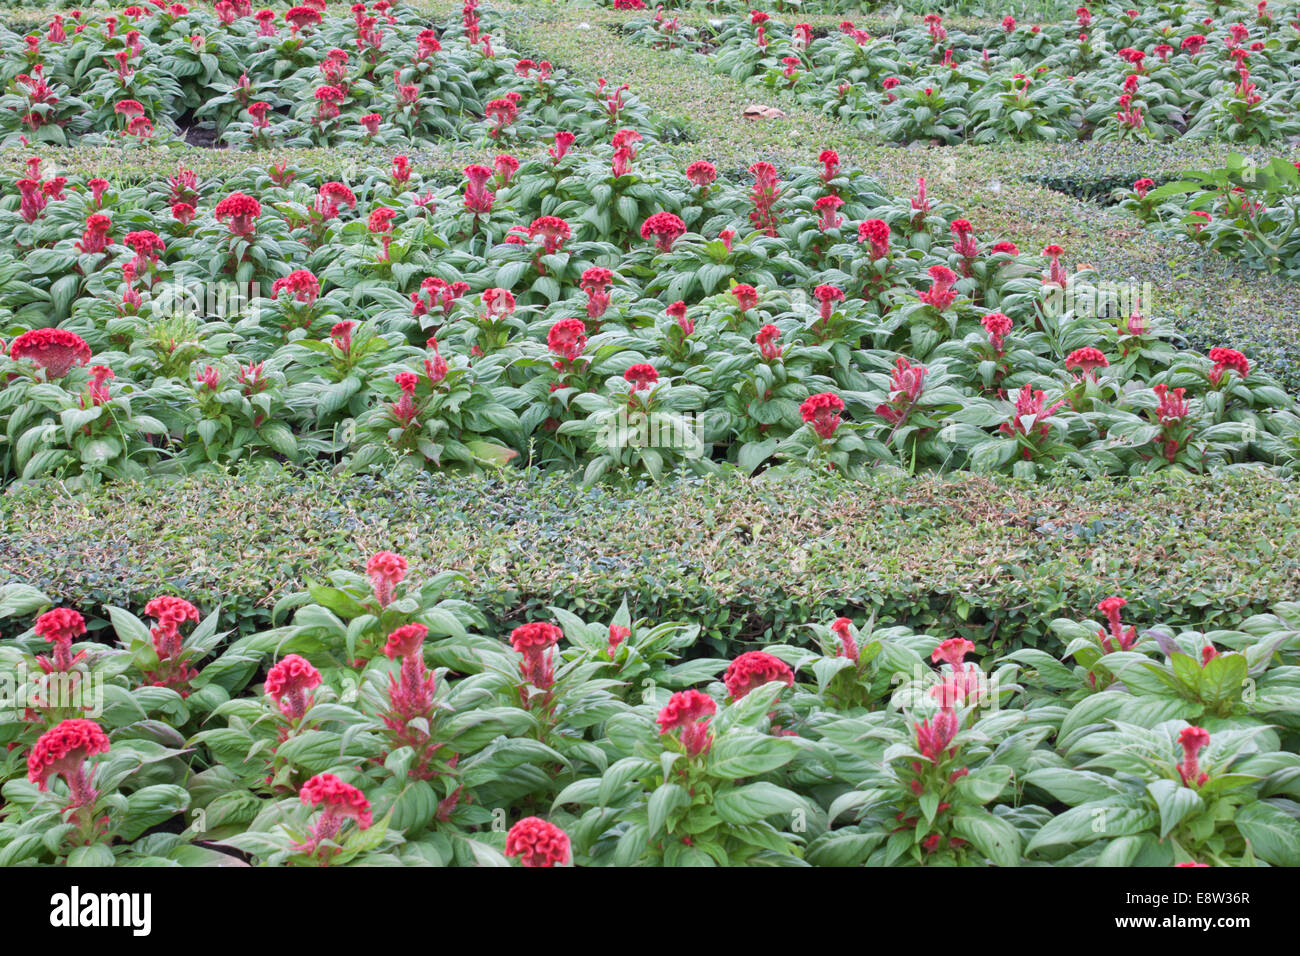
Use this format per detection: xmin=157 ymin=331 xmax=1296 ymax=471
xmin=621 ymin=3 xmax=1300 ymax=145
xmin=4 ymin=138 xmax=1298 ymax=489
xmin=1 ymin=3 xmax=656 ymax=149
xmin=1 ymin=558 xmax=1297 ymax=866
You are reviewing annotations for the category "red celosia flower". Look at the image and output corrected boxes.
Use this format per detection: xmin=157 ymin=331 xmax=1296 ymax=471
xmin=982 ymin=312 xmax=1012 ymax=352
xmin=607 ymin=624 xmax=629 ymax=658
xmin=171 ymin=202 xmax=196 ymax=224
xmin=931 ymin=638 xmax=974 ymax=668
xmin=284 ymin=5 xmax=322 ymax=30
xmin=813 ymin=284 xmax=845 ymax=321
xmin=8 ymin=328 xmax=92 ymax=378
xmin=493 ymin=153 xmax=519 ymax=185
xmin=368 ymin=207 xmax=397 ymax=234
xmin=1065 ymin=346 xmax=1109 ymax=376
xmin=875 ymin=356 xmax=928 ymax=425
xmin=510 ymin=622 xmax=562 ymax=691
xmin=818 ymin=149 xmax=840 ymax=183
xmin=384 ymin=623 xmax=435 ymax=729
xmin=1207 ymin=347 xmax=1249 ymax=385
xmin=85 ymin=364 xmax=114 ymax=406
xmin=123 ymin=230 xmax=165 ymax=273
xmin=316 ymin=182 xmax=357 ymax=219
xmin=918 ymin=264 xmax=958 ymax=310
xmin=859 ymin=218 xmax=891 ymax=259
xmin=815 ymin=194 xmax=844 ymax=231
xmin=27 ymin=718 xmax=110 ymax=797
xmin=75 ymin=213 xmax=113 ymax=255
xmin=732 ymin=284 xmax=758 ymax=312
xmin=724 ymin=650 xmax=794 ymax=700
xmin=831 ymin=617 xmax=859 ymax=662
xmin=580 ymin=266 xmax=613 ymax=321
xmin=1042 ymin=243 xmax=1069 ymax=286
xmin=144 ymin=596 xmax=200 ymax=668
xmin=1097 ymin=595 xmax=1138 ymax=653
xmin=264 ymin=654 xmax=322 ymax=721
xmin=485 ymin=97 xmax=518 ymax=137
xmin=33 ymin=607 xmax=88 ymax=673
xmin=549 ymin=130 xmax=576 ymax=163
xmin=297 ymin=773 xmax=372 ymax=857
xmin=756 ymin=324 xmax=783 ymax=361
xmin=801 ymin=391 xmax=845 ymax=439
xmin=214 ymin=191 xmax=261 ymax=236
xmin=640 ymin=211 xmax=687 ymax=252
xmin=991 ymin=240 xmax=1019 ymax=256
xmin=914 ymin=707 xmax=960 ymax=762
xmin=366 ymin=551 xmax=408 ymax=607
xmin=950 ymin=218 xmax=979 ymax=261
xmin=657 ymin=689 xmax=716 ymax=757
xmin=505 ymin=817 xmax=570 ymax=867
xmin=686 ymin=160 xmax=716 ymax=187
xmin=271 ymin=269 xmax=320 ymax=306
xmin=547 ymin=318 xmax=587 ymax=364
xmin=1133 ymin=177 xmax=1155 ymax=198
xmin=748 ymin=161 xmax=780 ymax=236
xmin=528 ymin=215 xmax=571 ymax=255
xmin=1000 ymin=387 xmax=1067 ymax=446
xmin=1177 ymin=727 xmax=1210 ymax=788
xmin=482 ymin=287 xmax=516 ymax=321
xmin=385 ymin=623 xmax=428 ymax=660
xmin=624 ymin=363 xmax=659 ymax=391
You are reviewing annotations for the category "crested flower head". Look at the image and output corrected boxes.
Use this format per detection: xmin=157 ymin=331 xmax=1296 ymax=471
xmin=724 ymin=650 xmax=794 ymax=700
xmin=27 ymin=718 xmax=110 ymax=792
xmin=8 ymin=328 xmax=92 ymax=378
xmin=365 ymin=551 xmax=408 ymax=607
xmin=264 ymin=654 xmax=322 ymax=721
xmin=505 ymin=817 xmax=570 ymax=867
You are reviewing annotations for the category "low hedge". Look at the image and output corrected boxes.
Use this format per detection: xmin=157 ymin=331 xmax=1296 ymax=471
xmin=3 ymin=466 xmax=1297 ymax=655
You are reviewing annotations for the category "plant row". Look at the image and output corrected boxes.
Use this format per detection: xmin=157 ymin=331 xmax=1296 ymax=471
xmin=2 ymin=1 xmax=658 ymax=149
xmin=622 ymin=3 xmax=1300 ymax=144
xmin=2 ymin=557 xmax=1298 ymax=866
xmin=4 ymin=136 xmax=1299 ymax=489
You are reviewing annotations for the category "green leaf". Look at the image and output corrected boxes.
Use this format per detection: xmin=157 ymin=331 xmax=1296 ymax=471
xmin=952 ymin=809 xmax=1022 ymax=867
xmin=1235 ymin=800 xmax=1300 ymax=866
xmin=1147 ymin=779 xmax=1203 ymax=839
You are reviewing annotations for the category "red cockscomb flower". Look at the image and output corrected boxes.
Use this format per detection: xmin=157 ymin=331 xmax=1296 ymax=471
xmin=214 ymin=191 xmax=261 ymax=236
xmin=1207 ymin=347 xmax=1249 ymax=385
xmin=1177 ymin=727 xmax=1211 ymax=788
xmin=657 ymin=689 xmax=716 ymax=756
xmin=1065 ymin=346 xmax=1109 ymax=376
xmin=686 ymin=160 xmax=716 ymax=187
xmin=505 ymin=817 xmax=570 ymax=867
xmin=801 ymin=391 xmax=844 ymax=439
xmin=264 ymin=654 xmax=322 ymax=721
xmin=624 ymin=363 xmax=659 ymax=391
xmin=640 ymin=211 xmax=686 ymax=252
xmin=724 ymin=650 xmax=794 ymax=700
xmin=366 ymin=551 xmax=408 ymax=607
xmin=27 ymin=718 xmax=110 ymax=796
xmin=271 ymin=269 xmax=320 ymax=306
xmin=547 ymin=318 xmax=587 ymax=364
xmin=8 ymin=328 xmax=92 ymax=378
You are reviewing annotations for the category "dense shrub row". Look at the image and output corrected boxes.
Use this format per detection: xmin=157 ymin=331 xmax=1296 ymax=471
xmin=4 ymin=468 xmax=1297 ymax=652
xmin=622 ymin=3 xmax=1300 ymax=145
xmin=2 ymin=558 xmax=1297 ymax=866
